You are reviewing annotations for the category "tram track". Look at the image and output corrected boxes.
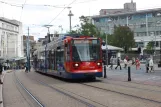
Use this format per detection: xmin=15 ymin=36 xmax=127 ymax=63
xmin=80 ymin=82 xmax=161 ymax=104
xmin=19 ymin=70 xmax=161 ymax=107
xmin=13 ymin=71 xmax=45 ymax=107
xmin=100 ymin=80 xmax=161 ymax=93
xmin=27 ymin=71 xmax=161 ymax=106
xmin=23 ymin=72 xmax=108 ymax=107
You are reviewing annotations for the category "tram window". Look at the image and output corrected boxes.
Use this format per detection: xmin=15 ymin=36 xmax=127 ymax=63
xmin=56 ymin=50 xmax=64 ymax=71
xmin=48 ymin=50 xmax=52 ymax=69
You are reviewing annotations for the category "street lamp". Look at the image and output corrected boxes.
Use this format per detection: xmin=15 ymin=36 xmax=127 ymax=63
xmin=159 ymin=35 xmax=161 ymax=66
xmin=140 ymin=39 xmax=144 ymax=55
xmin=43 ymin=25 xmax=53 ymax=72
xmin=154 ymin=23 xmax=157 ymax=56
xmin=68 ymin=7 xmax=74 ymax=33
xmin=43 ymin=25 xmax=53 ymax=43
xmin=59 ymin=25 xmax=63 ymax=34
xmin=104 ymin=19 xmax=112 ymax=66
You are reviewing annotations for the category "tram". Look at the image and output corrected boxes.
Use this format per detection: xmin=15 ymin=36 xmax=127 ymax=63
xmin=33 ymin=34 xmax=103 ymax=79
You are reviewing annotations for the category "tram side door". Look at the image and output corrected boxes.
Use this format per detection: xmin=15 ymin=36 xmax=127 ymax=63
xmin=64 ymin=43 xmax=71 ymax=72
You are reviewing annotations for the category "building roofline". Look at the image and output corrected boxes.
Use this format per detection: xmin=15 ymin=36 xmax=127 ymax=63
xmin=0 ymin=17 xmax=19 ymax=26
xmin=99 ymin=8 xmax=124 ymax=11
xmin=92 ymin=8 xmax=161 ymax=18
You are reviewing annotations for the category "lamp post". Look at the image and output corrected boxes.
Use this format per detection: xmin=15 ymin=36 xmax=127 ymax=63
xmin=154 ymin=23 xmax=157 ymax=56
xmin=68 ymin=7 xmax=74 ymax=33
xmin=159 ymin=35 xmax=161 ymax=66
xmin=26 ymin=27 xmax=30 ymax=72
xmin=140 ymin=39 xmax=144 ymax=56
xmin=59 ymin=25 xmax=63 ymax=34
xmin=43 ymin=25 xmax=53 ymax=72
xmin=106 ymin=19 xmax=112 ymax=65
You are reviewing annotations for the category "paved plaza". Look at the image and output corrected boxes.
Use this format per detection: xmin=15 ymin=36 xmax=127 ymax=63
xmin=104 ymin=64 xmax=161 ymax=86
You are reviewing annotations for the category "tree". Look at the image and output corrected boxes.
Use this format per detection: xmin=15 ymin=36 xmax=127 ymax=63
xmin=146 ymin=42 xmax=153 ymax=50
xmin=72 ymin=16 xmax=99 ymax=36
xmin=112 ymin=26 xmax=135 ymax=51
xmin=99 ymin=33 xmax=114 ymax=45
xmin=145 ymin=42 xmax=154 ymax=54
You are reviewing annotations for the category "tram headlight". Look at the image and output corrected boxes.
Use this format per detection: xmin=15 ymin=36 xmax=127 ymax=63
xmin=75 ymin=63 xmax=79 ymax=67
xmin=97 ymin=62 xmax=101 ymax=66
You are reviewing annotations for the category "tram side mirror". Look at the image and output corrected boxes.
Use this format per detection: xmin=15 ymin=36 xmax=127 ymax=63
xmin=65 ymin=44 xmax=68 ymax=47
xmin=102 ymin=41 xmax=106 ymax=46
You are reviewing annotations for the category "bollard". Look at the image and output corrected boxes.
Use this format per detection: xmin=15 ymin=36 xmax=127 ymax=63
xmin=128 ymin=66 xmax=131 ymax=81
xmin=104 ymin=65 xmax=107 ymax=78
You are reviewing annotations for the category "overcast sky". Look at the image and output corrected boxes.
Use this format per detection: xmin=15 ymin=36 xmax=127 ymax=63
xmin=1 ymin=0 xmax=161 ymax=40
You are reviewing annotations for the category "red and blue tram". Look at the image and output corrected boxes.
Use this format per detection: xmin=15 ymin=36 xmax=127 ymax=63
xmin=33 ymin=34 xmax=103 ymax=79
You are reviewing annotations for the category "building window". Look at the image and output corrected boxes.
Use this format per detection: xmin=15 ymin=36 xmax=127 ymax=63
xmin=2 ymin=23 xmax=4 ymax=28
xmin=140 ymin=24 xmax=146 ymax=28
xmin=150 ymin=32 xmax=154 ymax=36
xmin=156 ymin=31 xmax=160 ymax=35
xmin=156 ymin=41 xmax=159 ymax=47
xmin=137 ymin=33 xmax=139 ymax=36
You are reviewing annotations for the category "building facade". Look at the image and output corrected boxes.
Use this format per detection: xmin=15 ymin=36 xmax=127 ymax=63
xmin=0 ymin=17 xmax=23 ymax=61
xmin=92 ymin=1 xmax=161 ymax=53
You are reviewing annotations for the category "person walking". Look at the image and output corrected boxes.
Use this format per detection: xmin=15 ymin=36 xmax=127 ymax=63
xmin=0 ymin=63 xmax=3 ymax=84
xmin=145 ymin=58 xmax=149 ymax=73
xmin=136 ymin=58 xmax=141 ymax=70
xmin=109 ymin=56 xmax=114 ymax=69
xmin=115 ymin=57 xmax=122 ymax=70
xmin=149 ymin=58 xmax=154 ymax=72
xmin=124 ymin=58 xmax=128 ymax=69
xmin=132 ymin=57 xmax=135 ymax=65
xmin=25 ymin=62 xmax=28 ymax=73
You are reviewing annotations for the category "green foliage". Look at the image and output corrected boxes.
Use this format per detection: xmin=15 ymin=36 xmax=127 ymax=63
xmin=146 ymin=42 xmax=153 ymax=50
xmin=69 ymin=16 xmax=100 ymax=37
xmin=69 ymin=30 xmax=81 ymax=34
xmin=99 ymin=33 xmax=114 ymax=45
xmin=145 ymin=42 xmax=154 ymax=54
xmin=79 ymin=16 xmax=99 ymax=36
xmin=112 ymin=26 xmax=135 ymax=50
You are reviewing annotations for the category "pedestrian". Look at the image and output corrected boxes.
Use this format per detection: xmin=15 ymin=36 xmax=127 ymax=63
xmin=124 ymin=58 xmax=128 ymax=69
xmin=149 ymin=58 xmax=154 ymax=72
xmin=109 ymin=56 xmax=114 ymax=69
xmin=125 ymin=56 xmax=129 ymax=61
xmin=132 ymin=57 xmax=135 ymax=65
xmin=0 ymin=63 xmax=3 ymax=84
xmin=0 ymin=64 xmax=2 ymax=104
xmin=136 ymin=58 xmax=141 ymax=70
xmin=25 ymin=63 xmax=28 ymax=73
xmin=115 ymin=57 xmax=122 ymax=70
xmin=145 ymin=58 xmax=149 ymax=73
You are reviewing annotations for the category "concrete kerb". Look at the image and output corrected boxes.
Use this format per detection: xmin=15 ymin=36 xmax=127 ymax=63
xmin=0 ymin=71 xmax=7 ymax=107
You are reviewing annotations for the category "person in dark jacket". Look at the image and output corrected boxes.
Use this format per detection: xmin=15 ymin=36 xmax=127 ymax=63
xmin=0 ymin=63 xmax=2 ymax=104
xmin=115 ymin=57 xmax=122 ymax=70
xmin=0 ymin=63 xmax=3 ymax=84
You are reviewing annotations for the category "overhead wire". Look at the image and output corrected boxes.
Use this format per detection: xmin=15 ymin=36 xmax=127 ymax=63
xmin=0 ymin=0 xmax=97 ymax=8
xmin=38 ymin=0 xmax=77 ymax=35
xmin=19 ymin=0 xmax=27 ymax=22
xmin=0 ymin=0 xmax=22 ymax=7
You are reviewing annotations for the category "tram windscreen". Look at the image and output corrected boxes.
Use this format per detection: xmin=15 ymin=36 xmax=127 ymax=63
xmin=72 ymin=39 xmax=101 ymax=61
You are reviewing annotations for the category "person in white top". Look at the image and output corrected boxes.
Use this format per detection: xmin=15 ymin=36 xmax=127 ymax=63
xmin=124 ymin=58 xmax=128 ymax=69
xmin=149 ymin=58 xmax=154 ymax=72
